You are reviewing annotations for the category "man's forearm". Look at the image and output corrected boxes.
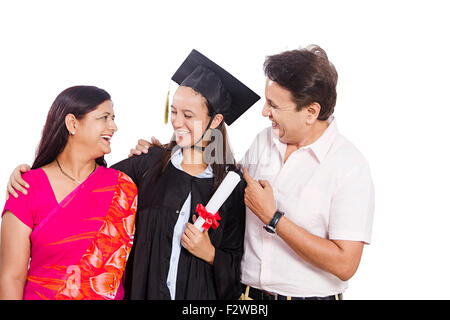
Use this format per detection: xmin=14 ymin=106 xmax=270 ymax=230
xmin=276 ymin=216 xmax=363 ymax=281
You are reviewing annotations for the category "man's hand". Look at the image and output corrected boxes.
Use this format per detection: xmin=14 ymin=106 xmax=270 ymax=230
xmin=243 ymin=168 xmax=277 ymax=225
xmin=127 ymin=137 xmax=161 ymax=158
xmin=6 ymin=164 xmax=31 ymax=200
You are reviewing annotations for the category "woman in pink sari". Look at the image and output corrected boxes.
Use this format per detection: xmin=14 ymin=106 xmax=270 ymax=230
xmin=0 ymin=86 xmax=137 ymax=300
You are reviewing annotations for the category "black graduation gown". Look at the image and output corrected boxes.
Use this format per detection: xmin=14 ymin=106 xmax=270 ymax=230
xmin=111 ymin=147 xmax=246 ymax=300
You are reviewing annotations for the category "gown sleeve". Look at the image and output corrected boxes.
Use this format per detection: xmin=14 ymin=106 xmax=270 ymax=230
xmin=212 ymin=177 xmax=246 ymax=299
xmin=111 ymin=147 xmax=164 ymax=187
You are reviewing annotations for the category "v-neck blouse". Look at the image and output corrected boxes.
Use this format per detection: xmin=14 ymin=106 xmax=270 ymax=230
xmin=2 ymin=167 xmax=101 ymax=229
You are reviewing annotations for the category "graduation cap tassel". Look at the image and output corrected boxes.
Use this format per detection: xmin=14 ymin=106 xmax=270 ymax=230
xmin=164 ymin=86 xmax=170 ymax=124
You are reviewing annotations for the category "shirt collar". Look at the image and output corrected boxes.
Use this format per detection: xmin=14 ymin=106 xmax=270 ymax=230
xmin=307 ymin=116 xmax=338 ymax=163
xmin=271 ymin=116 xmax=338 ymax=163
xmin=170 ymin=148 xmax=214 ymax=178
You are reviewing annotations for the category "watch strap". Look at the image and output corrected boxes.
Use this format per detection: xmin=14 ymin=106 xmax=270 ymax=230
xmin=264 ymin=210 xmax=285 ymax=234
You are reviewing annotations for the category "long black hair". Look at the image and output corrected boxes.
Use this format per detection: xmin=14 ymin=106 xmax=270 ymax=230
xmin=32 ymin=85 xmax=111 ymax=169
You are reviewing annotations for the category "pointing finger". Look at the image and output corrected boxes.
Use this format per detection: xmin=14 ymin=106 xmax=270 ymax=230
xmin=243 ymin=168 xmax=257 ymax=185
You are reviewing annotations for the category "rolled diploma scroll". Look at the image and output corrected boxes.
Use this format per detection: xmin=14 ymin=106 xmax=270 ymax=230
xmin=193 ymin=171 xmax=241 ymax=232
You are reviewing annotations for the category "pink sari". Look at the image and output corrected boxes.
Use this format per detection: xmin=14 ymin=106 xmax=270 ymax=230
xmin=2 ymin=166 xmax=137 ymax=300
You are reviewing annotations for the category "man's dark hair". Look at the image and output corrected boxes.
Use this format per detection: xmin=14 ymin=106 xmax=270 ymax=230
xmin=263 ymin=45 xmax=338 ymax=120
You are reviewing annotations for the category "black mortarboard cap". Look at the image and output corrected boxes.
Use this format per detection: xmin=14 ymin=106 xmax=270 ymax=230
xmin=171 ymin=49 xmax=260 ymax=125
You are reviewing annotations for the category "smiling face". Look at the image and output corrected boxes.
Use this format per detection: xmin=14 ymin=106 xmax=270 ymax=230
xmin=70 ymin=100 xmax=118 ymax=158
xmin=170 ymin=86 xmax=222 ymax=148
xmin=262 ymin=78 xmax=318 ymax=145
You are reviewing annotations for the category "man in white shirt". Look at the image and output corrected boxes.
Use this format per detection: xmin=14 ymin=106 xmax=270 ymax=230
xmin=240 ymin=45 xmax=374 ymax=300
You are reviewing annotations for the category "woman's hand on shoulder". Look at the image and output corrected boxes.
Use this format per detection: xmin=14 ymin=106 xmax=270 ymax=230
xmin=6 ymin=164 xmax=31 ymax=200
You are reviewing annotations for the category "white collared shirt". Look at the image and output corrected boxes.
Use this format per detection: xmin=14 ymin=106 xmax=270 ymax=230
xmin=166 ymin=149 xmax=213 ymax=299
xmin=240 ymin=117 xmax=375 ymax=297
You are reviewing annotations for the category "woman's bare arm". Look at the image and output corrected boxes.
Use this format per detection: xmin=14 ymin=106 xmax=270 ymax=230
xmin=0 ymin=211 xmax=31 ymax=299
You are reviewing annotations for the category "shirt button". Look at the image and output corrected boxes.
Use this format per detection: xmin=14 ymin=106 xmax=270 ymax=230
xmin=167 ymin=281 xmax=171 ymax=286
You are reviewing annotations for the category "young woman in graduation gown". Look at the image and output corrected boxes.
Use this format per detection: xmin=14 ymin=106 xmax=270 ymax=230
xmin=113 ymin=50 xmax=259 ymax=300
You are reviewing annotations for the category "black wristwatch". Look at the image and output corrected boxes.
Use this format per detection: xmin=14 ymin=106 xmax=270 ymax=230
xmin=263 ymin=210 xmax=285 ymax=234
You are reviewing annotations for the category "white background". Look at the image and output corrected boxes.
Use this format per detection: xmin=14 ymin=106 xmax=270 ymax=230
xmin=1 ymin=0 xmax=449 ymax=299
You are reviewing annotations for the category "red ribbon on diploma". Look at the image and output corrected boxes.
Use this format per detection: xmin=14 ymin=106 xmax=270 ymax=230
xmin=195 ymin=204 xmax=221 ymax=230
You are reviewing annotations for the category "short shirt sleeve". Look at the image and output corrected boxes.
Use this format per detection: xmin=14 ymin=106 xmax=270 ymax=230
xmin=328 ymin=161 xmax=375 ymax=244
xmin=2 ymin=171 xmax=37 ymax=230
